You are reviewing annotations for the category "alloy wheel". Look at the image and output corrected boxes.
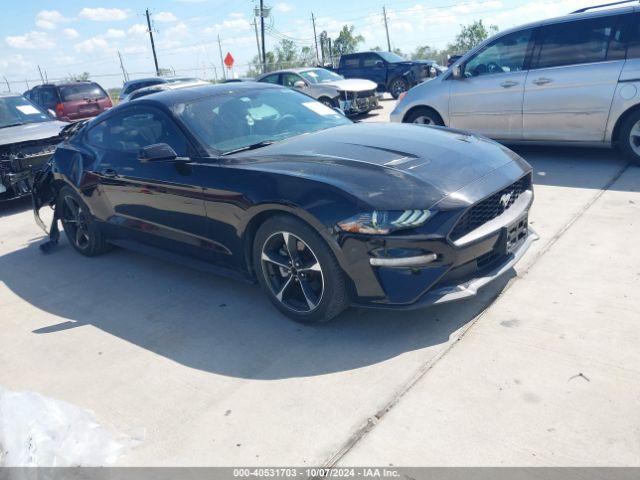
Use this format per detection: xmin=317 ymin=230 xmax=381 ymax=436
xmin=412 ymin=115 xmax=435 ymax=125
xmin=61 ymin=195 xmax=90 ymax=250
xmin=261 ymin=231 xmax=324 ymax=313
xmin=630 ymin=120 xmax=640 ymax=157
xmin=391 ymin=79 xmax=407 ymax=98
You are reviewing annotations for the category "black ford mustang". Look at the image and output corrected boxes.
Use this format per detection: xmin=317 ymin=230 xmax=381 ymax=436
xmin=32 ymin=83 xmax=535 ymax=323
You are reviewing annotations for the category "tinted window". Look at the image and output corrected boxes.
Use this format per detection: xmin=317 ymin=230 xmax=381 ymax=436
xmin=0 ymin=96 xmax=51 ymax=128
xmin=534 ymin=16 xmax=618 ymax=69
xmin=620 ymin=13 xmax=640 ymax=59
xmin=40 ymin=87 xmax=59 ymax=109
xmin=377 ymin=52 xmax=404 ymax=63
xmin=260 ymin=74 xmax=280 ymax=84
xmin=86 ymin=107 xmax=187 ymax=156
xmin=465 ymin=28 xmax=534 ymax=77
xmin=123 ymin=79 xmax=164 ymax=95
xmin=282 ymin=73 xmax=303 ymax=87
xmin=362 ymin=54 xmax=382 ymax=67
xmin=341 ymin=57 xmax=359 ymax=68
xmin=59 ymin=83 xmax=108 ymax=101
xmin=175 ymin=88 xmax=351 ymax=154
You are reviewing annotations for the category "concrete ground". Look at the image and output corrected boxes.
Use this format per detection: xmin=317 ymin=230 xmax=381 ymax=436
xmin=0 ymin=98 xmax=638 ymax=466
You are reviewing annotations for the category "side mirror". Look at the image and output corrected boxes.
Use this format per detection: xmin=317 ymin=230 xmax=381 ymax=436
xmin=293 ymin=80 xmax=306 ymax=89
xmin=452 ymin=65 xmax=463 ymax=79
xmin=333 ymin=106 xmax=346 ymax=116
xmin=47 ymin=109 xmax=56 ymax=118
xmin=374 ymin=60 xmax=384 ymax=67
xmin=138 ymin=143 xmax=179 ymax=163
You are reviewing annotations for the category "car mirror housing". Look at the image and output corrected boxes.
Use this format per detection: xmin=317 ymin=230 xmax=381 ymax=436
xmin=293 ymin=80 xmax=306 ymax=89
xmin=374 ymin=60 xmax=384 ymax=67
xmin=452 ymin=65 xmax=463 ymax=79
xmin=138 ymin=143 xmax=179 ymax=163
xmin=333 ymin=107 xmax=346 ymax=116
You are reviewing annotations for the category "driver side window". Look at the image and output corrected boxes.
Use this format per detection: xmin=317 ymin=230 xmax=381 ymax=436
xmin=86 ymin=107 xmax=188 ymax=156
xmin=464 ymin=28 xmax=534 ymax=77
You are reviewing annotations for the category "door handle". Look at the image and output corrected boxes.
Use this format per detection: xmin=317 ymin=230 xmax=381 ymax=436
xmin=100 ymin=168 xmax=118 ymax=178
xmin=533 ymin=77 xmax=552 ymax=86
xmin=500 ymin=80 xmax=519 ymax=88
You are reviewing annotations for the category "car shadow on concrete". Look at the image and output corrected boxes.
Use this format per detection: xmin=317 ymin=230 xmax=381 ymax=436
xmin=0 ymin=196 xmax=31 ymax=219
xmin=508 ymin=144 xmax=632 ymax=192
xmin=1 ymin=236 xmax=513 ymax=380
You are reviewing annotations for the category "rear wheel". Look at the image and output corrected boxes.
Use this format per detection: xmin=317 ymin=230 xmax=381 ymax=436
xmin=319 ymin=97 xmax=335 ymax=108
xmin=253 ymin=215 xmax=349 ymax=324
xmin=404 ymin=107 xmax=443 ymax=126
xmin=58 ymin=185 xmax=109 ymax=256
xmin=619 ymin=110 xmax=640 ymax=166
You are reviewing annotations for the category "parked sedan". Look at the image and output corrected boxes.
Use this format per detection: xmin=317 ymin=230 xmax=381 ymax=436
xmin=258 ymin=68 xmax=379 ymax=116
xmin=32 ymin=83 xmax=535 ymax=323
xmin=0 ymin=93 xmax=67 ymax=201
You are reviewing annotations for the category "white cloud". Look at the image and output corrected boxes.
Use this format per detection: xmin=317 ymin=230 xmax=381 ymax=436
xmin=0 ymin=54 xmax=31 ymax=71
xmin=6 ymin=31 xmax=55 ymax=50
xmin=128 ymin=24 xmax=148 ymax=36
xmin=105 ymin=28 xmax=126 ymax=39
xmin=35 ymin=10 xmax=68 ymax=29
xmin=164 ymin=21 xmax=189 ymax=39
xmin=123 ymin=44 xmax=147 ymax=54
xmin=204 ymin=13 xmax=252 ymax=34
xmin=62 ymin=28 xmax=79 ymax=39
xmin=275 ymin=3 xmax=294 ymax=13
xmin=75 ymin=36 xmax=110 ymax=53
xmin=155 ymin=12 xmax=178 ymax=22
xmin=78 ymin=7 xmax=130 ymax=22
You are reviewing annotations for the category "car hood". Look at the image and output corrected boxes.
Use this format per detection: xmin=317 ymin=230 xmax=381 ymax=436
xmin=228 ymin=123 xmax=530 ymax=210
xmin=0 ymin=120 xmax=67 ymax=146
xmin=319 ymin=78 xmax=378 ymax=92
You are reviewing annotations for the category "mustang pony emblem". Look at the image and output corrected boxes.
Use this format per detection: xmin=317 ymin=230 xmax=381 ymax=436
xmin=499 ymin=191 xmax=514 ymax=208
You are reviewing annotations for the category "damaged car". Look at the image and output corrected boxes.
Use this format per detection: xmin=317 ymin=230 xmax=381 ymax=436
xmin=32 ymin=83 xmax=536 ymax=324
xmin=258 ymin=68 xmax=379 ymax=116
xmin=0 ymin=93 xmax=68 ymax=201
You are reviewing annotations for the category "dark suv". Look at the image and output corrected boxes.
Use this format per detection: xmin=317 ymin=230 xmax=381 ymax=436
xmin=25 ymin=81 xmax=112 ymax=122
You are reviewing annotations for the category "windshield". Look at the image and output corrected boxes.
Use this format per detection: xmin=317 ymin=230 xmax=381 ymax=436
xmin=59 ymin=83 xmax=107 ymax=101
xmin=299 ymin=69 xmax=344 ymax=84
xmin=0 ymin=96 xmax=52 ymax=128
xmin=175 ymin=87 xmax=352 ymax=154
xmin=377 ymin=52 xmax=405 ymax=63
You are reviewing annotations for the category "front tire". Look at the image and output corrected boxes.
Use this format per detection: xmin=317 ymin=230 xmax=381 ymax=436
xmin=58 ymin=185 xmax=109 ymax=256
xmin=619 ymin=110 xmax=640 ymax=166
xmin=389 ymin=77 xmax=409 ymax=99
xmin=253 ymin=215 xmax=349 ymax=324
xmin=404 ymin=107 xmax=444 ymax=126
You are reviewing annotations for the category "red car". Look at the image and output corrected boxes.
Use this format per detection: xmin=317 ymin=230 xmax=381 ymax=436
xmin=25 ymin=81 xmax=112 ymax=122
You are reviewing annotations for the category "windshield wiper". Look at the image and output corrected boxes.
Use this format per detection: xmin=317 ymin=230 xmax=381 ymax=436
xmin=221 ymin=140 xmax=277 ymax=156
xmin=0 ymin=122 xmax=26 ymax=129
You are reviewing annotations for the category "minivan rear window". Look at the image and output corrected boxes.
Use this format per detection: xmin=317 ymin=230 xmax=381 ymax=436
xmin=533 ymin=16 xmax=618 ymax=69
xmin=59 ymin=83 xmax=107 ymax=101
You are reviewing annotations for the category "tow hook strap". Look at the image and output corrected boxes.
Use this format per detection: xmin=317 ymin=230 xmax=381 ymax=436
xmin=39 ymin=202 xmax=61 ymax=254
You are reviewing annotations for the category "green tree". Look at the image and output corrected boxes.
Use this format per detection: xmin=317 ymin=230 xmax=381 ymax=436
xmin=411 ymin=45 xmax=439 ymax=60
xmin=275 ymin=39 xmax=299 ymax=68
xmin=449 ymin=20 xmax=498 ymax=53
xmin=331 ymin=25 xmax=364 ymax=57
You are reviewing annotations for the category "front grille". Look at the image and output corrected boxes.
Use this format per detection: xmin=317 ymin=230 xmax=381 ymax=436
xmin=450 ymin=176 xmax=530 ymax=241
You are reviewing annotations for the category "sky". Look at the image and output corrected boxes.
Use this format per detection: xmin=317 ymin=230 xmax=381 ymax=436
xmin=0 ymin=0 xmax=606 ymax=90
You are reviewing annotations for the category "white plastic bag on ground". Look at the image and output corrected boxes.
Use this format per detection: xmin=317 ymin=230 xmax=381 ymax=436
xmin=0 ymin=386 xmax=126 ymax=466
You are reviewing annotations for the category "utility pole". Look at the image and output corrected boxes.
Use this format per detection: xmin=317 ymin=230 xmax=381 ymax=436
xmin=3 ymin=76 xmax=10 ymax=92
xmin=37 ymin=65 xmax=45 ymax=84
xmin=327 ymin=38 xmax=333 ymax=67
xmin=253 ymin=20 xmax=262 ymax=74
xmin=311 ymin=13 xmax=319 ymax=65
xmin=217 ymin=35 xmax=226 ymax=80
xmin=260 ymin=0 xmax=266 ymax=72
xmin=145 ymin=8 xmax=160 ymax=76
xmin=383 ymin=6 xmax=391 ymax=52
xmin=319 ymin=31 xmax=327 ymax=66
xmin=117 ymin=51 xmax=129 ymax=83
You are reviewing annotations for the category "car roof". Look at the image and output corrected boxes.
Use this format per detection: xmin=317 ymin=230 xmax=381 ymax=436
xmin=123 ymin=77 xmax=167 ymax=87
xmin=0 ymin=92 xmax=23 ymax=98
xmin=498 ymin=4 xmax=637 ymax=33
xmin=258 ymin=67 xmax=329 ymax=78
xmin=130 ymin=80 xmax=210 ymax=99
xmin=120 ymin=82 xmax=282 ymax=108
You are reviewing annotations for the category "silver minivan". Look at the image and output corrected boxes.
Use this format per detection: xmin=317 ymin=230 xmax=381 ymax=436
xmin=390 ymin=3 xmax=640 ymax=164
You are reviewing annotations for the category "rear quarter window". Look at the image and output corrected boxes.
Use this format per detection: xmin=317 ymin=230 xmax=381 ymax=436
xmin=341 ymin=57 xmax=359 ymax=68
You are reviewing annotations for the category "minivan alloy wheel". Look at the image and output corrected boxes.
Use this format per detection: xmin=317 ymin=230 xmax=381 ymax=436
xmin=630 ymin=120 xmax=640 ymax=157
xmin=61 ymin=195 xmax=90 ymax=250
xmin=261 ymin=231 xmax=324 ymax=313
xmin=412 ymin=116 xmax=435 ymax=125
